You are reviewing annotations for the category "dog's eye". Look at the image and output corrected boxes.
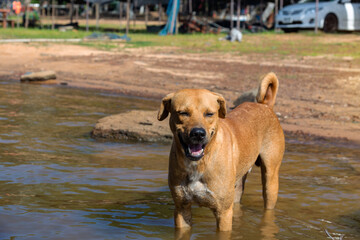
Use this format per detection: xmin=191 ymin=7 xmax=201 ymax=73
xmin=205 ymin=112 xmax=215 ymax=117
xmin=178 ymin=111 xmax=189 ymax=117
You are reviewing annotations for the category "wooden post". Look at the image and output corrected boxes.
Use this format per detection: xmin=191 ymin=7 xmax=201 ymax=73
xmin=315 ymin=0 xmax=319 ymax=33
xmin=86 ymin=0 xmax=89 ymax=32
xmin=230 ymin=0 xmax=234 ymax=29
xmin=0 ymin=10 xmax=9 ymax=28
xmin=39 ymin=0 xmax=44 ymax=28
xmin=119 ymin=1 xmax=123 ymax=20
xmin=145 ymin=5 xmax=149 ymax=27
xmin=51 ymin=0 xmax=55 ymax=30
xmin=158 ymin=1 xmax=162 ymax=21
xmin=175 ymin=9 xmax=179 ymax=34
xmin=24 ymin=0 xmax=30 ymax=28
xmin=275 ymin=0 xmax=278 ymax=31
xmin=133 ymin=1 xmax=136 ymax=27
xmin=126 ymin=0 xmax=130 ymax=35
xmin=70 ymin=0 xmax=74 ymax=24
xmin=76 ymin=5 xmax=79 ymax=22
xmin=96 ymin=3 xmax=100 ymax=30
xmin=236 ymin=0 xmax=241 ymax=30
xmin=119 ymin=1 xmax=122 ymax=31
xmin=17 ymin=9 xmax=20 ymax=28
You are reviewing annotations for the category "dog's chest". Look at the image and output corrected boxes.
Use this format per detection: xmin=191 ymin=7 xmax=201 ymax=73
xmin=177 ymin=164 xmax=215 ymax=205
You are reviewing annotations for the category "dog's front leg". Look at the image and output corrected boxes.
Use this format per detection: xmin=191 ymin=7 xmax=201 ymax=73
xmin=174 ymin=203 xmax=192 ymax=228
xmin=213 ymin=203 xmax=234 ymax=231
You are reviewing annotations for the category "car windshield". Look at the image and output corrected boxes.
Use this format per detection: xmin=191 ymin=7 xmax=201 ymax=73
xmin=298 ymin=0 xmax=335 ymax=2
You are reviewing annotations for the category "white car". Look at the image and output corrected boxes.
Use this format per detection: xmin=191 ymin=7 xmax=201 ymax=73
xmin=276 ymin=0 xmax=360 ymax=32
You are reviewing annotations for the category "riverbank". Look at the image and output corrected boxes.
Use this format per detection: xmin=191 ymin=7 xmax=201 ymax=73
xmin=0 ymin=33 xmax=359 ymax=144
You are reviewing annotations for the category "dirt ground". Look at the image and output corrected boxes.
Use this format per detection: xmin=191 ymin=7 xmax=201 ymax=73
xmin=0 ymin=36 xmax=359 ymax=144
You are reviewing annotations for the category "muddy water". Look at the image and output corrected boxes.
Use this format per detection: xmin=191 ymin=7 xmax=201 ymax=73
xmin=0 ymin=79 xmax=359 ymax=240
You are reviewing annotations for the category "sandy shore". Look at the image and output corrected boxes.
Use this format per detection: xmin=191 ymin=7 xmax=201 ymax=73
xmin=0 ymin=39 xmax=359 ymax=144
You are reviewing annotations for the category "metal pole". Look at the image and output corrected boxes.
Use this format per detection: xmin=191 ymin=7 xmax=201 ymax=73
xmin=315 ymin=0 xmax=319 ymax=33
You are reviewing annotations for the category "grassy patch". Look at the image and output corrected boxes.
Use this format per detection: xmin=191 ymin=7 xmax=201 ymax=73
xmin=1 ymin=27 xmax=360 ymax=58
xmin=0 ymin=28 xmax=89 ymax=39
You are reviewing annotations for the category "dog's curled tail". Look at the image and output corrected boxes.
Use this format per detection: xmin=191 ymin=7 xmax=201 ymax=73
xmin=256 ymin=72 xmax=279 ymax=109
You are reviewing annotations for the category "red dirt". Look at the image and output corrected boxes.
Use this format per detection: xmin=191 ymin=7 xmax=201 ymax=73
xmin=0 ymin=41 xmax=359 ymax=144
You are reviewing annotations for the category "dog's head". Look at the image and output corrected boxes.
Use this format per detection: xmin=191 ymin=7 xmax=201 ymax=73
xmin=158 ymin=89 xmax=226 ymax=161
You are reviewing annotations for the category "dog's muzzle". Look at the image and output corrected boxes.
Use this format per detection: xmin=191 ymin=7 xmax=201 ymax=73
xmin=178 ymin=128 xmax=207 ymax=161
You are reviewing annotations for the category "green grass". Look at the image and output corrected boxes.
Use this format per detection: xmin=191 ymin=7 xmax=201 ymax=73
xmin=0 ymin=28 xmax=89 ymax=39
xmin=1 ymin=27 xmax=360 ymax=59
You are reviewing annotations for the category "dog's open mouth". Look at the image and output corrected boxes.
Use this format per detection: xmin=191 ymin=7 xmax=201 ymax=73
xmin=178 ymin=134 xmax=205 ymax=161
xmin=188 ymin=144 xmax=204 ymax=157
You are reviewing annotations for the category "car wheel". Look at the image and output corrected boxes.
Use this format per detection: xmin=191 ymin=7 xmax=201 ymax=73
xmin=323 ymin=14 xmax=338 ymax=33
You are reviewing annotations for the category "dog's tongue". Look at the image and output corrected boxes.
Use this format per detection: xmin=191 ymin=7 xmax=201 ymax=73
xmin=189 ymin=144 xmax=203 ymax=156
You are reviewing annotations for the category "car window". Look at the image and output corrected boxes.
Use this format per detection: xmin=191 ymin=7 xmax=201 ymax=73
xmin=351 ymin=0 xmax=360 ymax=3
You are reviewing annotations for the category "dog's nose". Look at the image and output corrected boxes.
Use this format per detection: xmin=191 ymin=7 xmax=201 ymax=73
xmin=190 ymin=128 xmax=206 ymax=142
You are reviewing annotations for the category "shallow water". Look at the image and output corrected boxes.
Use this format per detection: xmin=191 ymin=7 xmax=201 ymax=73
xmin=0 ymin=79 xmax=359 ymax=239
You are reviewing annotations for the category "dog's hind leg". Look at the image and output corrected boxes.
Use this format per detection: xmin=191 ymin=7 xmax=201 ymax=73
xmin=259 ymin=138 xmax=284 ymax=209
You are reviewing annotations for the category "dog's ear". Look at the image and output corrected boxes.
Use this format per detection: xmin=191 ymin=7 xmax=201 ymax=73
xmin=213 ymin=92 xmax=227 ymax=118
xmin=157 ymin=92 xmax=174 ymax=121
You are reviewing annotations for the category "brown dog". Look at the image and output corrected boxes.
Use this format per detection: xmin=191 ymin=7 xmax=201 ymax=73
xmin=157 ymin=72 xmax=285 ymax=231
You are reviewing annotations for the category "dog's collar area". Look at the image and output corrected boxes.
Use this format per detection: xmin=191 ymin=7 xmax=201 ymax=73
xmin=178 ymin=133 xmax=205 ymax=161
